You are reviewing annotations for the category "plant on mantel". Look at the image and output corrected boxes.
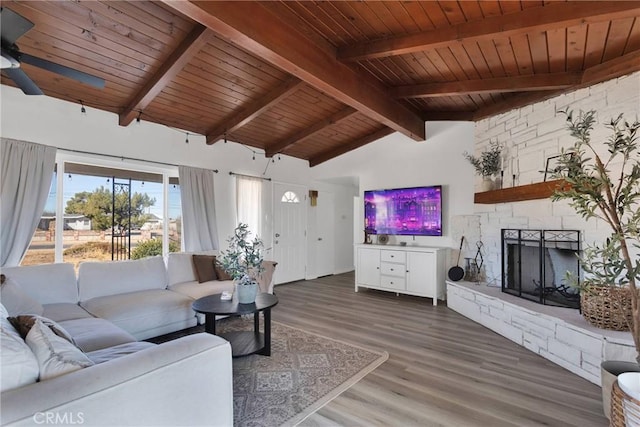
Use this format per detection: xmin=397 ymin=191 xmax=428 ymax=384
xmin=463 ymin=140 xmax=502 ymax=179
xmin=550 ymin=109 xmax=640 ymax=363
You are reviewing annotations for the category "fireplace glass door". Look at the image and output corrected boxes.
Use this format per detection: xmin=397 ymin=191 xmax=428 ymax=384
xmin=501 ymin=229 xmax=581 ymax=308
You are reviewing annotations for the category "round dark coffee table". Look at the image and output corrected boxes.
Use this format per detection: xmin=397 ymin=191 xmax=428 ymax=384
xmin=192 ymin=293 xmax=278 ymax=357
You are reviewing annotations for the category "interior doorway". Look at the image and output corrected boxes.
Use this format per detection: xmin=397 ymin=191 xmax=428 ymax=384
xmin=313 ymin=191 xmax=335 ymax=278
xmin=272 ymin=182 xmax=307 ymax=284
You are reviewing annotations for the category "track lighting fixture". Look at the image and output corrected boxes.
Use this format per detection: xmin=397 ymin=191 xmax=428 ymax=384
xmin=224 ymin=133 xmax=227 ymax=143
xmin=80 ymin=101 xmax=86 ymax=115
xmin=252 ymin=152 xmax=256 ymax=161
xmin=185 ymin=133 xmax=189 ymax=144
xmin=136 ymin=111 xmax=142 ymax=124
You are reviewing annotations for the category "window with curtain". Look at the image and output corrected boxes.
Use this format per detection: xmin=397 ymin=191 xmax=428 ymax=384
xmin=236 ymin=175 xmax=262 ymax=239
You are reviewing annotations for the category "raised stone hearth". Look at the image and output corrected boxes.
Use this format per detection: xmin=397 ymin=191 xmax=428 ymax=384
xmin=447 ymin=280 xmax=635 ymax=385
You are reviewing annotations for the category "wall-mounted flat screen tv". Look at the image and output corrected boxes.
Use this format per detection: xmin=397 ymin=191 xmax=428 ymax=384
xmin=364 ymin=185 xmax=442 ymax=236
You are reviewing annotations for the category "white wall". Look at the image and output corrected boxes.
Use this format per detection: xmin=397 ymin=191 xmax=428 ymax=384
xmin=310 ymin=121 xmax=476 ymax=251
xmin=470 ymin=72 xmax=640 ymax=285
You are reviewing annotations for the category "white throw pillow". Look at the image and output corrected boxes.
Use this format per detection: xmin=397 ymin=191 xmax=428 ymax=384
xmin=0 ymin=301 xmax=8 ymax=318
xmin=25 ymin=319 xmax=93 ymax=381
xmin=0 ymin=314 xmax=39 ymax=391
xmin=0 ymin=276 xmax=44 ymax=316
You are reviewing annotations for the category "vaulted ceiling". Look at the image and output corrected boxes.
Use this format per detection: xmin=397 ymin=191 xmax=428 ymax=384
xmin=2 ymin=1 xmax=639 ymax=166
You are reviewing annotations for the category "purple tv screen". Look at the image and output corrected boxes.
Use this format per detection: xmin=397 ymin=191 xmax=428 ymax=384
xmin=364 ymin=186 xmax=442 ymax=236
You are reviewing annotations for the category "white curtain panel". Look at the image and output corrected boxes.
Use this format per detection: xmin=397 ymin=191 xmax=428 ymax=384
xmin=178 ymin=166 xmax=219 ymax=252
xmin=236 ymin=175 xmax=262 ymax=239
xmin=1 ymin=139 xmax=56 ymax=267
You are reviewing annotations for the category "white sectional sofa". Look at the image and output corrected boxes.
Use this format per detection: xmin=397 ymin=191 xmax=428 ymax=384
xmin=0 ymin=252 xmax=275 ymax=427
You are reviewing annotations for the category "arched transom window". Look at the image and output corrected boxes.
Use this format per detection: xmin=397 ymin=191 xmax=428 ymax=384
xmin=281 ymin=191 xmax=300 ymax=203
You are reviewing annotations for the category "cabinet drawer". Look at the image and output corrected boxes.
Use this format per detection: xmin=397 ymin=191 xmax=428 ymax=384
xmin=381 ymin=276 xmax=405 ymax=290
xmin=381 ymin=250 xmax=405 ymax=263
xmin=380 ymin=262 xmax=405 ymax=277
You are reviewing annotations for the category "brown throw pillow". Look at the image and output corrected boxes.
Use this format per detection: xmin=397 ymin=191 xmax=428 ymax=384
xmin=8 ymin=315 xmax=75 ymax=345
xmin=192 ymin=255 xmax=218 ymax=283
xmin=213 ymin=260 xmax=233 ymax=281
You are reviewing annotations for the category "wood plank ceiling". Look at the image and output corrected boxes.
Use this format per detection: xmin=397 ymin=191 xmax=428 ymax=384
xmin=2 ymin=1 xmax=639 ymax=166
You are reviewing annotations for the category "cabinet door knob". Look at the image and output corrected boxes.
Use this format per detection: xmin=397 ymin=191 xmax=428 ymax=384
xmin=390 ymin=268 xmax=394 ymax=271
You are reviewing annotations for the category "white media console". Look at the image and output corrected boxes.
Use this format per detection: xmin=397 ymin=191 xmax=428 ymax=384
xmin=355 ymin=244 xmax=446 ymax=305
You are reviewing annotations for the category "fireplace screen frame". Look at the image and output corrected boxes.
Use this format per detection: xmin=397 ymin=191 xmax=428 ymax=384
xmin=501 ymin=229 xmax=581 ymax=308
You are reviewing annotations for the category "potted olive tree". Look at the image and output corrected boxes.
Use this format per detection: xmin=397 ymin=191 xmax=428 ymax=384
xmin=463 ymin=140 xmax=502 ymax=191
xmin=550 ymin=109 xmax=640 ymax=418
xmin=219 ymin=223 xmax=265 ymax=304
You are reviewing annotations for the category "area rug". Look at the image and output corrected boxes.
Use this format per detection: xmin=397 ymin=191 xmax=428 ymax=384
xmin=215 ymin=317 xmax=388 ymax=427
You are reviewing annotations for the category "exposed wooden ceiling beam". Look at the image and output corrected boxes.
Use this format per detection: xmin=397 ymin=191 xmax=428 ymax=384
xmin=422 ymin=111 xmax=474 ymax=121
xmin=394 ymin=73 xmax=582 ymax=99
xmin=265 ymin=107 xmax=357 ymax=157
xmin=205 ymin=77 xmax=304 ymax=145
xmin=309 ymin=127 xmax=394 ymax=167
xmin=161 ymin=0 xmax=425 ymax=141
xmin=119 ymin=24 xmax=210 ymax=127
xmin=581 ymin=50 xmax=640 ymax=87
xmin=338 ymin=2 xmax=640 ymax=62
xmin=473 ymin=51 xmax=640 ymax=121
xmin=473 ymin=90 xmax=566 ymax=121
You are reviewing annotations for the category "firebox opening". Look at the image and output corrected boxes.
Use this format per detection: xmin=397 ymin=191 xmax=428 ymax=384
xmin=502 ymin=229 xmax=581 ymax=309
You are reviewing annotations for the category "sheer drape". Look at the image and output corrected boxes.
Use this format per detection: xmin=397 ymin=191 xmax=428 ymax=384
xmin=236 ymin=175 xmax=262 ymax=239
xmin=1 ymin=139 xmax=56 ymax=267
xmin=178 ymin=166 xmax=219 ymax=252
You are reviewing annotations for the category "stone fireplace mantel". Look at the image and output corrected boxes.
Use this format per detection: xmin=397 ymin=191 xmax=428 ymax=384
xmin=446 ymin=280 xmax=635 ymax=385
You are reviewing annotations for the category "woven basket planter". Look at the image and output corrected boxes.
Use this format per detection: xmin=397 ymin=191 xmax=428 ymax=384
xmin=612 ymin=379 xmax=640 ymax=427
xmin=580 ymin=285 xmax=632 ymax=331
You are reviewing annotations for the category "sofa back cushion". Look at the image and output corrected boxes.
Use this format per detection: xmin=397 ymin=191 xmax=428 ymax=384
xmin=0 ymin=275 xmax=44 ymax=316
xmin=78 ymin=256 xmax=167 ymax=302
xmin=166 ymin=252 xmax=218 ymax=286
xmin=1 ymin=263 xmax=78 ymax=304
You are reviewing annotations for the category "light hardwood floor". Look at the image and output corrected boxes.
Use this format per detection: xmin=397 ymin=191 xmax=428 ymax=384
xmin=271 ymin=272 xmax=607 ymax=427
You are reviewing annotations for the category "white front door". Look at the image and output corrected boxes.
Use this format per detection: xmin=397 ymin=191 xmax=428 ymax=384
xmin=272 ymin=183 xmax=307 ymax=284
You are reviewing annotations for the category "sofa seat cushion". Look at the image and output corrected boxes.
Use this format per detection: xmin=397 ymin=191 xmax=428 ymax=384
xmin=42 ymin=303 xmax=93 ymax=322
xmin=80 ymin=289 xmax=195 ymax=340
xmin=169 ymin=280 xmax=235 ymax=300
xmin=86 ymin=341 xmax=157 ymax=364
xmin=58 ymin=318 xmax=136 ymax=353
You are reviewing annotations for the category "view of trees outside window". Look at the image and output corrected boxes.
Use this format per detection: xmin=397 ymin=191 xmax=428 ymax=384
xmin=21 ymin=163 xmax=182 ymax=268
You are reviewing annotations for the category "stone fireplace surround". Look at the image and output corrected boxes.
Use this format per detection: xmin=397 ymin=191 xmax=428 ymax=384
xmin=450 ymin=73 xmax=640 ymax=385
xmin=446 ymin=280 xmax=634 ymax=385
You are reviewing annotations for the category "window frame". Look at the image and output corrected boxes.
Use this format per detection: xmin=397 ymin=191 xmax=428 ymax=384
xmin=50 ymin=151 xmax=180 ymax=263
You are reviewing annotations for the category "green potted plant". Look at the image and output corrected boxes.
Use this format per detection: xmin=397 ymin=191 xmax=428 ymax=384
xmin=219 ymin=223 xmax=265 ymax=304
xmin=463 ymin=140 xmax=503 ymax=191
xmin=550 ymin=109 xmax=640 ymax=418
